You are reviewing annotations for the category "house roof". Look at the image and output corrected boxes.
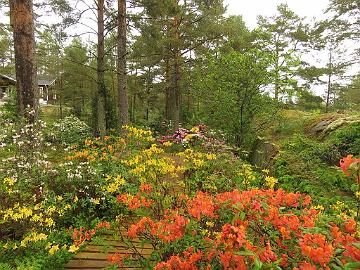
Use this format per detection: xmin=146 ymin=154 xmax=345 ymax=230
xmin=0 ymin=74 xmax=56 ymax=87
xmin=0 ymin=74 xmax=16 ymax=87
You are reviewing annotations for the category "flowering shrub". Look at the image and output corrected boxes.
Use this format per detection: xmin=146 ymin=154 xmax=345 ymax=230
xmin=114 ymin=187 xmax=360 ymax=269
xmin=1 ymin=119 xmax=359 ymax=269
xmin=44 ymin=115 xmax=91 ymax=145
xmin=159 ymin=125 xmax=205 ymax=143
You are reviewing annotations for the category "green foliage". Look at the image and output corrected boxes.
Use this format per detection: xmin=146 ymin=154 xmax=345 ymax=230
xmin=273 ymin=134 xmax=354 ymax=204
xmin=44 ymin=115 xmax=91 ymax=145
xmin=194 ymin=49 xmax=276 ymax=148
xmin=328 ymin=122 xmax=360 ymax=156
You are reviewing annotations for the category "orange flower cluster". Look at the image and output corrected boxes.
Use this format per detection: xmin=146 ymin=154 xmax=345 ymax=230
xmin=127 ymin=211 xmax=189 ymax=243
xmin=154 ymin=247 xmax=203 ymax=270
xmin=71 ymin=221 xmax=110 ymax=246
xmin=299 ymin=234 xmax=334 ymax=265
xmin=120 ymin=188 xmax=359 ymax=269
xmin=340 ymin=155 xmax=360 ymax=177
xmin=187 ymin=191 xmax=216 ymax=220
xmin=221 ymin=224 xmax=247 ymax=249
xmin=107 ymin=252 xmax=130 ymax=267
xmin=71 ymin=227 xmax=96 ymax=246
xmin=117 ymin=193 xmax=153 ymax=210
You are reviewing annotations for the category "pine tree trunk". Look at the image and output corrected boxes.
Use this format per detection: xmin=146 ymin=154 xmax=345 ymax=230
xmin=173 ymin=53 xmax=181 ymax=131
xmin=172 ymin=14 xmax=181 ymax=131
xmin=164 ymin=58 xmax=172 ymax=121
xmin=10 ymin=0 xmax=38 ymax=122
xmin=117 ymin=0 xmax=128 ymax=127
xmin=95 ymin=0 xmax=106 ymax=134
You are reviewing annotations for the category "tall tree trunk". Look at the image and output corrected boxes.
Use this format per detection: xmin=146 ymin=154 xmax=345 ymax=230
xmin=117 ymin=0 xmax=128 ymax=127
xmin=172 ymin=13 xmax=181 ymax=131
xmin=95 ymin=0 xmax=106 ymax=134
xmin=164 ymin=58 xmax=172 ymax=121
xmin=10 ymin=0 xmax=38 ymax=122
xmin=325 ymin=48 xmax=333 ymax=113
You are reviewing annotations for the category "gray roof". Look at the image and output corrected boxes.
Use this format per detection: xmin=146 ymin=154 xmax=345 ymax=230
xmin=0 ymin=74 xmax=56 ymax=87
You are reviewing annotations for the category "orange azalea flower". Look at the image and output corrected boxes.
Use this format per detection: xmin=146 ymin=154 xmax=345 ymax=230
xmin=344 ymin=219 xmax=357 ymax=234
xmin=299 ymin=234 xmax=334 ymax=265
xmin=340 ymin=155 xmax=360 ymax=176
xmin=187 ymin=191 xmax=216 ymax=220
xmin=107 ymin=253 xmax=123 ymax=266
xmin=97 ymin=221 xmax=111 ymax=230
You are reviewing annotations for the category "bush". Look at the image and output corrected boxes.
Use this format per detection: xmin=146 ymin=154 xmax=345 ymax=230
xmin=44 ymin=115 xmax=91 ymax=145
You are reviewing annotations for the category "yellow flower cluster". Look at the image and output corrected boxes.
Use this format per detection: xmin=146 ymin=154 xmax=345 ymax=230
xmin=265 ymin=176 xmax=278 ymax=189
xmin=104 ymin=175 xmax=126 ymax=193
xmin=2 ymin=177 xmax=17 ymax=194
xmin=20 ymin=232 xmax=48 ymax=247
xmin=122 ymin=125 xmax=155 ymax=142
xmin=331 ymin=201 xmax=357 ymax=220
xmin=143 ymin=144 xmax=165 ymax=156
xmin=162 ymin=141 xmax=173 ymax=147
xmin=177 ymin=149 xmax=216 ymax=169
xmin=1 ymin=198 xmax=73 ymax=229
xmin=238 ymin=164 xmax=256 ymax=187
xmin=312 ymin=205 xmax=325 ymax=212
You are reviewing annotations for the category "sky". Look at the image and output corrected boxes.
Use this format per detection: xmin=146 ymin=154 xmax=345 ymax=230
xmin=224 ymin=0 xmax=330 ymax=29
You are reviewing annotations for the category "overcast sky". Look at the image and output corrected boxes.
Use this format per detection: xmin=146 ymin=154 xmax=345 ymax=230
xmin=224 ymin=0 xmax=330 ymax=29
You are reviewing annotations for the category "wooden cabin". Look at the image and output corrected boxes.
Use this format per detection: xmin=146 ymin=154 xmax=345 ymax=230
xmin=0 ymin=74 xmax=57 ymax=105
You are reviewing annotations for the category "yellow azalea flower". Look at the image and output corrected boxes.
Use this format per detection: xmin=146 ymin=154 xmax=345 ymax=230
xmin=193 ymin=159 xmax=205 ymax=168
xmin=206 ymin=221 xmax=214 ymax=228
xmin=46 ymin=206 xmax=56 ymax=215
xmin=265 ymin=176 xmax=278 ymax=189
xmin=163 ymin=141 xmax=173 ymax=147
xmin=84 ymin=139 xmax=93 ymax=146
xmin=205 ymin=153 xmax=216 ymax=160
xmin=355 ymin=191 xmax=360 ymax=199
xmin=3 ymin=243 xmax=8 ymax=250
xmin=12 ymin=244 xmax=18 ymax=250
xmin=31 ymin=214 xmax=42 ymax=223
xmin=262 ymin=169 xmax=270 ymax=174
xmin=49 ymin=244 xmax=59 ymax=255
xmin=73 ymin=196 xmax=79 ymax=203
xmin=190 ymin=126 xmax=200 ymax=133
xmin=312 ymin=205 xmax=325 ymax=212
xmin=214 ymin=232 xmax=222 ymax=240
xmin=106 ymin=183 xmax=119 ymax=193
xmin=45 ymin=217 xmax=55 ymax=227
xmin=68 ymin=245 xmax=79 ymax=253
xmin=115 ymin=175 xmax=126 ymax=185
xmin=3 ymin=177 xmax=16 ymax=186
xmin=57 ymin=195 xmax=63 ymax=201
xmin=91 ymin=198 xmax=100 ymax=205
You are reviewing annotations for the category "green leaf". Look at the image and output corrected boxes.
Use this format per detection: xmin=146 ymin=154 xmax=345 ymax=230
xmin=234 ymin=250 xmax=256 ymax=256
xmin=344 ymin=262 xmax=360 ymax=269
xmin=253 ymin=257 xmax=263 ymax=270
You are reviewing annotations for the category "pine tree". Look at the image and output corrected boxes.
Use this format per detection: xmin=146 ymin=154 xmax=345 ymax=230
xmin=9 ymin=0 xmax=39 ymax=122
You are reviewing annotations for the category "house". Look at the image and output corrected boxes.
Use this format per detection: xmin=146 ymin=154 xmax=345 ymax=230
xmin=0 ymin=74 xmax=57 ymax=105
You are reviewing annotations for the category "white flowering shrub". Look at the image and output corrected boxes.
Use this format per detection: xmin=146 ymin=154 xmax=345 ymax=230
xmin=45 ymin=115 xmax=91 ymax=145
